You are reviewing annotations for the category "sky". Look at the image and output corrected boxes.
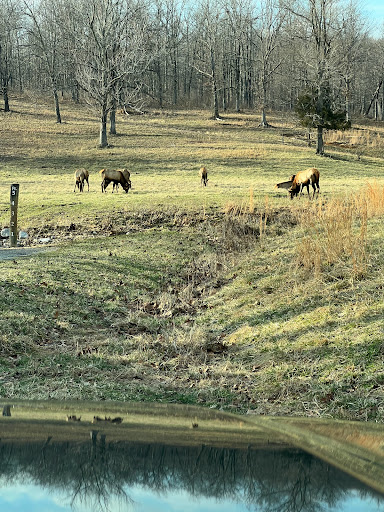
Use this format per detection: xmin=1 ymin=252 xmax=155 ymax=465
xmin=361 ymin=0 xmax=384 ymax=37
xmin=1 ymin=483 xmax=384 ymax=512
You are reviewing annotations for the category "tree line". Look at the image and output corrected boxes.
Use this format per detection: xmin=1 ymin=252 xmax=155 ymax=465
xmin=1 ymin=0 xmax=383 ymax=151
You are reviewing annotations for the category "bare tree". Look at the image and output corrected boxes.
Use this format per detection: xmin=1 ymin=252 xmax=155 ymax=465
xmin=192 ymin=0 xmax=224 ymax=119
xmin=282 ymin=0 xmax=349 ymax=154
xmin=223 ymin=0 xmax=256 ymax=112
xmin=150 ymin=0 xmax=185 ymax=108
xmin=332 ymin=0 xmax=367 ymax=123
xmin=0 ymin=0 xmax=382 ymax=129
xmin=165 ymin=0 xmax=184 ymax=106
xmin=0 ymin=0 xmax=22 ymax=112
xmin=24 ymin=0 xmax=64 ymax=122
xmin=255 ymin=0 xmax=285 ymax=127
xmin=64 ymin=0 xmax=151 ymax=147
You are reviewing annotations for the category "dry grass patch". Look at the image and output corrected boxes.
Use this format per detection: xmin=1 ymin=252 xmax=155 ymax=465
xmin=296 ymin=180 xmax=384 ymax=280
xmin=295 ymin=189 xmax=373 ymax=278
xmin=355 ymin=180 xmax=384 ymax=217
xmin=324 ymin=127 xmax=384 ymax=147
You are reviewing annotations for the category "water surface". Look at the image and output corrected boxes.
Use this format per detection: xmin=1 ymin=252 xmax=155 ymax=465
xmin=0 ymin=439 xmax=382 ymax=512
xmin=1 ymin=400 xmax=383 ymax=512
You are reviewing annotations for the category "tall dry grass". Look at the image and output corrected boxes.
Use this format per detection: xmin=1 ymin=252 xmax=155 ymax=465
xmin=324 ymin=128 xmax=384 ymax=149
xmin=356 ymin=181 xmax=384 ymax=217
xmin=295 ymin=181 xmax=384 ymax=278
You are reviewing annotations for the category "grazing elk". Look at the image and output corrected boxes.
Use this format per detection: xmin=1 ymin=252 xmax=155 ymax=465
xmin=100 ymin=169 xmax=131 ymax=193
xmin=73 ymin=168 xmax=89 ymax=192
xmin=288 ymin=167 xmax=320 ymax=199
xmin=112 ymin=168 xmax=131 ymax=192
xmin=200 ymin=166 xmax=208 ymax=186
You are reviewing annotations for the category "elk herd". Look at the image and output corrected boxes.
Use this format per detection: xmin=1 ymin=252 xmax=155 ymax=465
xmin=73 ymin=166 xmax=210 ymax=193
xmin=73 ymin=167 xmax=131 ymax=193
xmin=74 ymin=164 xmax=320 ymax=200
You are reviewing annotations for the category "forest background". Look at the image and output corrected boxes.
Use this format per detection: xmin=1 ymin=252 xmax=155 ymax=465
xmin=2 ymin=0 xmax=384 ymax=143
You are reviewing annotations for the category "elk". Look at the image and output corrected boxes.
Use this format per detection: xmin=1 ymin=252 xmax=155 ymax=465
xmin=288 ymin=168 xmax=320 ymax=199
xmin=73 ymin=168 xmax=89 ymax=192
xmin=100 ymin=169 xmax=131 ymax=193
xmin=200 ymin=166 xmax=208 ymax=186
xmin=112 ymin=168 xmax=131 ymax=192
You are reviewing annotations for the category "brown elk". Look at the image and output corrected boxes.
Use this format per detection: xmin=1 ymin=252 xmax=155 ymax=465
xmin=100 ymin=169 xmax=131 ymax=193
xmin=288 ymin=168 xmax=320 ymax=199
xmin=73 ymin=168 xmax=89 ymax=192
xmin=112 ymin=168 xmax=131 ymax=192
xmin=200 ymin=166 xmax=208 ymax=186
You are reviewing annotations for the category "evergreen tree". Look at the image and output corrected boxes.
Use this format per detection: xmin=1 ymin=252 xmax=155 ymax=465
xmin=295 ymin=86 xmax=350 ymax=155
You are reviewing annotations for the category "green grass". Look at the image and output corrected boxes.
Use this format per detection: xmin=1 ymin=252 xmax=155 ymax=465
xmin=1 ymin=95 xmax=384 ymax=420
xmin=2 ymin=96 xmax=384 ymax=226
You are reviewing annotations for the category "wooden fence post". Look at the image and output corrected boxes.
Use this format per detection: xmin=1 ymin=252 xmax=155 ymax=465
xmin=10 ymin=184 xmax=19 ymax=248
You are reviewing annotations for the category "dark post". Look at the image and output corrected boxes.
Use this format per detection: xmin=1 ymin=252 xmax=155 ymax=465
xmin=10 ymin=184 xmax=20 ymax=247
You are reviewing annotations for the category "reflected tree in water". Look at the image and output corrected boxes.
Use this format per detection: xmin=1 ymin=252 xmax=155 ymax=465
xmin=0 ymin=437 xmax=382 ymax=512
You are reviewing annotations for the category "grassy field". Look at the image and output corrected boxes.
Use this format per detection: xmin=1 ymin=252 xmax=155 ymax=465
xmin=1 ymin=95 xmax=384 ymax=421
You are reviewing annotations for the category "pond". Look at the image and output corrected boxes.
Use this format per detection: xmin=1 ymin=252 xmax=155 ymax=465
xmin=0 ymin=401 xmax=383 ymax=512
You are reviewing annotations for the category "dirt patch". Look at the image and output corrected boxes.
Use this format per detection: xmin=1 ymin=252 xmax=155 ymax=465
xmin=21 ymin=207 xmax=298 ymax=243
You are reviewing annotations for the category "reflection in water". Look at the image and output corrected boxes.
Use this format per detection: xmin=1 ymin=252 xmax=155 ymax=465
xmin=0 ymin=437 xmax=383 ymax=512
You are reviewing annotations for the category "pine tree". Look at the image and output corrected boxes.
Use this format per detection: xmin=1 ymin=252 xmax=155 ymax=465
xmin=295 ymin=86 xmax=350 ymax=155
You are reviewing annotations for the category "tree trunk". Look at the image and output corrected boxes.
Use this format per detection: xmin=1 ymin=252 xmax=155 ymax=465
xmin=17 ymin=43 xmax=23 ymax=93
xmin=316 ymin=125 xmax=324 ymax=155
xmin=99 ymin=111 xmax=108 ymax=147
xmin=260 ymin=107 xmax=269 ymax=127
xmin=3 ymin=87 xmax=10 ymax=112
xmin=365 ymin=81 xmax=383 ymax=117
xmin=72 ymin=82 xmax=79 ymax=103
xmin=381 ymin=83 xmax=384 ymax=121
xmin=259 ymin=83 xmax=270 ymax=127
xmin=244 ymin=41 xmax=253 ymax=108
xmin=235 ymin=48 xmax=241 ymax=113
xmin=245 ymin=68 xmax=253 ymax=108
xmin=213 ymin=80 xmax=220 ymax=119
xmin=210 ymin=48 xmax=220 ymax=120
xmin=375 ymin=99 xmax=379 ymax=121
xmin=173 ymin=50 xmax=178 ymax=105
xmin=155 ymin=60 xmax=163 ymax=109
xmin=110 ymin=108 xmax=116 ymax=135
xmin=53 ymin=89 xmax=61 ymax=123
xmin=345 ymin=77 xmax=351 ymax=124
